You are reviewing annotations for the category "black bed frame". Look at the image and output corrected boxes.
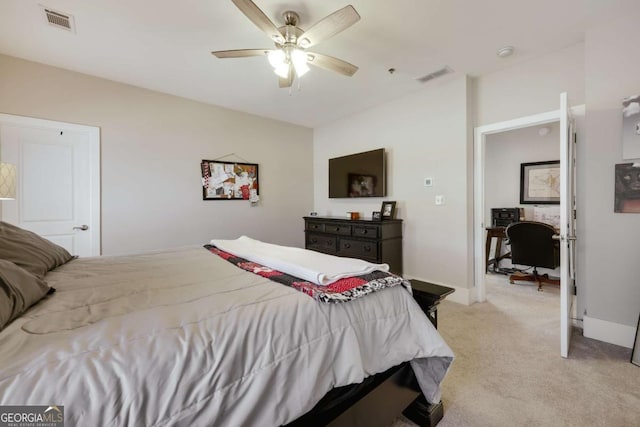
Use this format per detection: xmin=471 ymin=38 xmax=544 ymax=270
xmin=285 ymin=362 xmax=442 ymax=427
xmin=285 ymin=282 xmax=450 ymax=427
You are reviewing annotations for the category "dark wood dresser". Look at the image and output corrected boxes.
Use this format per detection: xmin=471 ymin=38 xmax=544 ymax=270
xmin=303 ymin=216 xmax=403 ymax=275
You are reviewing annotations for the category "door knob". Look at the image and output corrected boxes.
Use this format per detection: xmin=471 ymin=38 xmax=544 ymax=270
xmin=73 ymin=225 xmax=89 ymax=231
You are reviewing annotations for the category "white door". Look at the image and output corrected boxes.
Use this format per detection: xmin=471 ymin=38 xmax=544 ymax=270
xmin=559 ymin=93 xmax=576 ymax=358
xmin=0 ymin=114 xmax=100 ymax=256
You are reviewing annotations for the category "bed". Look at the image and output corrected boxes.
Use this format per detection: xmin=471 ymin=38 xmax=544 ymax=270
xmin=0 ymin=223 xmax=453 ymax=426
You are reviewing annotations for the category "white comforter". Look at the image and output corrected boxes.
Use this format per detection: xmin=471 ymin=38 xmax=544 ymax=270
xmin=0 ymin=247 xmax=453 ymax=426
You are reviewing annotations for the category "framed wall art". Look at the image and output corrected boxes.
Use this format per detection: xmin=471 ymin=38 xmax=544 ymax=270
xmin=614 ymin=163 xmax=640 ymax=213
xmin=520 ymin=160 xmax=560 ymax=204
xmin=622 ymin=94 xmax=640 ymax=160
xmin=201 ymin=160 xmax=259 ymax=200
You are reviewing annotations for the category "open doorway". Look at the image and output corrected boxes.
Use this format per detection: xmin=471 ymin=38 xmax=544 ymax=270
xmin=484 ymin=122 xmax=561 ymax=283
xmin=473 ymin=102 xmax=585 ymax=357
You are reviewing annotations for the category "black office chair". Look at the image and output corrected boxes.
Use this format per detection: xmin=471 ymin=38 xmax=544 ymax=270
xmin=505 ymin=221 xmax=560 ymax=291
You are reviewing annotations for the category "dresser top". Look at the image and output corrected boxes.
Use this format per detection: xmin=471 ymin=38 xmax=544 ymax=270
xmin=303 ymin=216 xmax=402 ymax=224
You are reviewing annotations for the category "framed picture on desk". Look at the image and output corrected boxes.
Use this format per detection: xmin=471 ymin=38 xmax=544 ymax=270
xmin=520 ymin=160 xmax=560 ymax=204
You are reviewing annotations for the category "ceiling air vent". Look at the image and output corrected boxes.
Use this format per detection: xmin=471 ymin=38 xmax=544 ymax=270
xmin=416 ymin=66 xmax=453 ymax=84
xmin=42 ymin=7 xmax=75 ymax=32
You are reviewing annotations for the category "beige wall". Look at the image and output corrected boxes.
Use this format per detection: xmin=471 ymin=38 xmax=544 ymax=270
xmin=0 ymin=54 xmax=314 ymax=255
xmin=474 ymin=11 xmax=640 ymax=344
xmin=485 ymin=123 xmax=560 ymax=223
xmin=313 ymin=76 xmax=474 ymax=302
xmin=474 ymin=43 xmax=585 ymax=127
xmin=582 ymin=11 xmax=640 ymax=329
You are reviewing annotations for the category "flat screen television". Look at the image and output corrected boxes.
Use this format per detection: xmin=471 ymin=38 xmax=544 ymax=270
xmin=329 ymin=148 xmax=386 ymax=198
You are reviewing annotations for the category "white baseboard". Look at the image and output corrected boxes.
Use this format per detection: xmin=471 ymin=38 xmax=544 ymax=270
xmin=583 ymin=315 xmax=636 ymax=348
xmin=404 ymin=275 xmax=474 ymax=306
xmin=444 ymin=286 xmax=474 ymax=306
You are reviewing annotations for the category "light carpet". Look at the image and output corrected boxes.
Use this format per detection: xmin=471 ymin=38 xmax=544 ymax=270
xmin=392 ymin=275 xmax=640 ymax=427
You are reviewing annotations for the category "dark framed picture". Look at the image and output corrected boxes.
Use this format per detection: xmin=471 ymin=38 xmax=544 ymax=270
xmin=372 ymin=211 xmax=381 ymax=221
xmin=615 ymin=163 xmax=640 ymax=213
xmin=201 ymin=160 xmax=259 ymax=200
xmin=632 ymin=313 xmax=640 ymax=367
xmin=380 ymin=201 xmax=397 ymax=219
xmin=520 ymin=160 xmax=560 ymax=204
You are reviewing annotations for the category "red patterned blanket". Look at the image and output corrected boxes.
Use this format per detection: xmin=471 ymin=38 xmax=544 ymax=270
xmin=204 ymin=244 xmax=407 ymax=303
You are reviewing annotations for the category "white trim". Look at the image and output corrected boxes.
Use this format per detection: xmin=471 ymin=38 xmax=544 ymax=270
xmin=0 ymin=113 xmax=101 ymax=255
xmin=472 ymin=106 xmax=585 ymax=303
xmin=473 ymin=109 xmax=560 ymax=303
xmin=443 ymin=286 xmax=474 ymax=306
xmin=583 ymin=315 xmax=636 ymax=348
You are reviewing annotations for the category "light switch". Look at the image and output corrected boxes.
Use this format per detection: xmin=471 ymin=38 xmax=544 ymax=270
xmin=424 ymin=177 xmax=433 ymax=187
xmin=435 ymin=195 xmax=444 ymax=205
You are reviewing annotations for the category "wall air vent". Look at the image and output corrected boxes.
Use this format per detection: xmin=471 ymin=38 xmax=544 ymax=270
xmin=416 ymin=66 xmax=453 ymax=84
xmin=41 ymin=7 xmax=75 ymax=32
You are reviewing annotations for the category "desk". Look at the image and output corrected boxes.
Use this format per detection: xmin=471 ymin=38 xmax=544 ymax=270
xmin=485 ymin=227 xmax=510 ymax=273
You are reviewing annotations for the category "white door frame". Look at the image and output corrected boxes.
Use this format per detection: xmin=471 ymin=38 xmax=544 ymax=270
xmin=0 ymin=113 xmax=101 ymax=255
xmin=473 ymin=105 xmax=586 ymax=301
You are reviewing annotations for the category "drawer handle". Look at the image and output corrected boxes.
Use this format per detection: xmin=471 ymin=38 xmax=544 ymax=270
xmin=344 ymin=243 xmax=351 ymax=249
xmin=361 ymin=229 xmax=368 ymax=235
xmin=311 ymin=238 xmax=317 ymax=244
xmin=364 ymin=246 xmax=371 ymax=252
xmin=333 ymin=227 xmax=340 ymax=232
xmin=327 ymin=240 xmax=332 ymax=245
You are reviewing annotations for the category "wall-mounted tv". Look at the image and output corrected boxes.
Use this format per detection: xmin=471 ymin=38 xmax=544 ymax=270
xmin=329 ymin=148 xmax=386 ymax=198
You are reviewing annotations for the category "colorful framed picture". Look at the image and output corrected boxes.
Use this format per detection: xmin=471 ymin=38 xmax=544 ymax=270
xmin=380 ymin=201 xmax=397 ymax=219
xmin=201 ymin=160 xmax=259 ymax=200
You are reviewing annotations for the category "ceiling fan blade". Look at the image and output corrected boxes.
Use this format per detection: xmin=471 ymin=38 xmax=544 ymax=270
xmin=307 ymin=53 xmax=358 ymax=77
xmin=298 ymin=5 xmax=360 ymax=48
xmin=231 ymin=0 xmax=284 ymax=43
xmin=211 ymin=49 xmax=271 ymax=58
xmin=278 ymin=65 xmax=294 ymax=88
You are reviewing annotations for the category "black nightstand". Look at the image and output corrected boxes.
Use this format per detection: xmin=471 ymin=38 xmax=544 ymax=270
xmin=409 ymin=279 xmax=455 ymax=329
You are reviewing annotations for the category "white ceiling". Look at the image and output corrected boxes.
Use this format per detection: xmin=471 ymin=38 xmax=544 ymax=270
xmin=0 ymin=1 xmax=633 ymax=127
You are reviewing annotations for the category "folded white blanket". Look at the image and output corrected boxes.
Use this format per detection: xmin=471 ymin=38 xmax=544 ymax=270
xmin=210 ymin=236 xmax=390 ymax=286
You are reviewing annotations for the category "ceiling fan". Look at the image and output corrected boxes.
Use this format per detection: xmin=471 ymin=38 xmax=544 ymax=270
xmin=211 ymin=0 xmax=361 ymax=88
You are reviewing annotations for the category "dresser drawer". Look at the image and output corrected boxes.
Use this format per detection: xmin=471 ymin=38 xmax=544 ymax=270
xmin=338 ymin=239 xmax=379 ymax=261
xmin=306 ymin=233 xmax=337 ymax=253
xmin=352 ymin=225 xmax=378 ymax=238
xmin=323 ymin=223 xmax=351 ymax=236
xmin=305 ymin=221 xmax=325 ymax=233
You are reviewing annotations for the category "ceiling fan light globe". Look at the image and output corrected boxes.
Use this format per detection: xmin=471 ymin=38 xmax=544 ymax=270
xmin=268 ymin=50 xmax=286 ymax=68
xmin=291 ymin=49 xmax=308 ymax=74
xmin=293 ymin=61 xmax=310 ymax=77
xmin=274 ymin=63 xmax=290 ymax=78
